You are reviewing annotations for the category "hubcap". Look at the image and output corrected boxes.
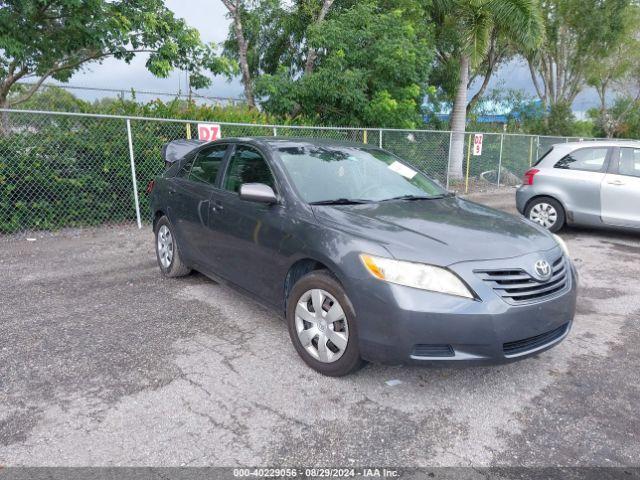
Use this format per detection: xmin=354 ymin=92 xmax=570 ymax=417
xmin=295 ymin=289 xmax=349 ymax=363
xmin=529 ymin=202 xmax=558 ymax=229
xmin=157 ymin=225 xmax=174 ymax=268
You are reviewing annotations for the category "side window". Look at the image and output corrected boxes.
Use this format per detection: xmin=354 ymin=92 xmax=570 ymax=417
xmin=176 ymin=155 xmax=195 ymax=178
xmin=188 ymin=145 xmax=228 ymax=185
xmin=223 ymin=146 xmax=275 ymax=193
xmin=554 ymin=147 xmax=608 ymax=172
xmin=617 ymin=147 xmax=640 ymax=178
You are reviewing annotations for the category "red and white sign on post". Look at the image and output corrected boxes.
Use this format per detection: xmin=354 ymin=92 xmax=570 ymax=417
xmin=473 ymin=133 xmax=483 ymax=156
xmin=197 ymin=123 xmax=222 ymax=141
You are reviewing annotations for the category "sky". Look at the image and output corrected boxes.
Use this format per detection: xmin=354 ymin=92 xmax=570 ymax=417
xmin=58 ymin=0 xmax=598 ymax=115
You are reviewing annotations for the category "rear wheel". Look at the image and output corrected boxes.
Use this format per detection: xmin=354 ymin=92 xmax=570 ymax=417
xmin=286 ymin=271 xmax=365 ymax=376
xmin=525 ymin=197 xmax=565 ymax=232
xmin=155 ymin=216 xmax=191 ymax=277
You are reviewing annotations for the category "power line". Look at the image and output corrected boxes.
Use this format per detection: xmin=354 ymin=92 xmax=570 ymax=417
xmin=16 ymin=81 xmax=245 ymax=105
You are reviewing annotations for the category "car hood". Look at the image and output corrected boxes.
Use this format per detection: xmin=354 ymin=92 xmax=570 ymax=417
xmin=311 ymin=196 xmax=557 ymax=266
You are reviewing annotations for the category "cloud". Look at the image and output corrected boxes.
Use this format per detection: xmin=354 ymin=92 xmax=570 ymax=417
xmin=65 ymin=0 xmax=243 ymax=102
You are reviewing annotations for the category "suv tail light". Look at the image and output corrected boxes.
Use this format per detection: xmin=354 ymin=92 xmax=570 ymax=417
xmin=146 ymin=180 xmax=155 ymax=194
xmin=522 ymin=168 xmax=539 ymax=185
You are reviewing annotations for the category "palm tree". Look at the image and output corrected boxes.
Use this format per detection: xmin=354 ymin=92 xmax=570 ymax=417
xmin=433 ymin=0 xmax=543 ymax=180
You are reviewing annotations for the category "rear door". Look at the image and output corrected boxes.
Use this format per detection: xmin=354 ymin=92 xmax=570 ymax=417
xmin=601 ymin=146 xmax=640 ymax=228
xmin=550 ymin=146 xmax=611 ymax=221
xmin=169 ymin=144 xmax=230 ymax=263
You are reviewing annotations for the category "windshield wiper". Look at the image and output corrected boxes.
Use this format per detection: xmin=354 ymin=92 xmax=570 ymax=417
xmin=309 ymin=198 xmax=372 ymax=205
xmin=380 ymin=193 xmax=454 ymax=202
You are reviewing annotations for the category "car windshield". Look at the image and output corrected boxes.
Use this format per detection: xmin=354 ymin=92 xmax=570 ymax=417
xmin=277 ymin=145 xmax=446 ymax=203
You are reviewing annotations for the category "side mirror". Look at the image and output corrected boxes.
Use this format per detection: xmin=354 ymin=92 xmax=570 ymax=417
xmin=239 ymin=183 xmax=278 ymax=204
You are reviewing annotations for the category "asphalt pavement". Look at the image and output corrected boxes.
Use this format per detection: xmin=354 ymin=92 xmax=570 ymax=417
xmin=1 ymin=190 xmax=639 ymax=467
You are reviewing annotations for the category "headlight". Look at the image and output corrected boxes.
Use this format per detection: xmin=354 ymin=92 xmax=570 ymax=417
xmin=553 ymin=234 xmax=569 ymax=257
xmin=360 ymin=254 xmax=474 ymax=299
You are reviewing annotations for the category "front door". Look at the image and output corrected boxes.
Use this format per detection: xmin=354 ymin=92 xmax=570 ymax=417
xmin=601 ymin=146 xmax=640 ymax=229
xmin=209 ymin=144 xmax=291 ymax=304
xmin=551 ymin=146 xmax=611 ymax=221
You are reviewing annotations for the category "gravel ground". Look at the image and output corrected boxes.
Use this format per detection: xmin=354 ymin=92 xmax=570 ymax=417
xmin=1 ymin=190 xmax=639 ymax=467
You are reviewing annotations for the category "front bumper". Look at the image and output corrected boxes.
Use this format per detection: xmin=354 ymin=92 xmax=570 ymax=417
xmin=348 ymin=248 xmax=577 ymax=365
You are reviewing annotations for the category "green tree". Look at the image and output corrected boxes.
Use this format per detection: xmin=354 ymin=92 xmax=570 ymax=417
xmin=431 ymin=0 xmax=543 ymax=180
xmin=527 ymin=0 xmax=631 ymax=109
xmin=223 ymin=0 xmax=339 ymax=111
xmin=585 ymin=4 xmax=640 ymax=138
xmin=0 ymin=0 xmax=233 ymax=111
xmin=250 ymin=1 xmax=433 ymax=127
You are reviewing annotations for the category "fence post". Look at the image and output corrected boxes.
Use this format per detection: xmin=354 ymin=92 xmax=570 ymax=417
xmin=379 ymin=129 xmax=383 ymax=148
xmin=465 ymin=133 xmax=472 ymax=194
xmin=497 ymin=133 xmax=504 ymax=187
xmin=528 ymin=136 xmax=534 ymax=167
xmin=446 ymin=131 xmax=453 ymax=190
xmin=273 ymin=127 xmax=277 ymax=136
xmin=126 ymin=119 xmax=142 ymax=229
xmin=363 ymin=129 xmax=368 ymax=144
xmin=186 ymin=123 xmax=191 ymax=139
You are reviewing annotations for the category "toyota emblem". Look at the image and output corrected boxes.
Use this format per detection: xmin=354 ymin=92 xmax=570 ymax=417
xmin=533 ymin=259 xmax=552 ymax=281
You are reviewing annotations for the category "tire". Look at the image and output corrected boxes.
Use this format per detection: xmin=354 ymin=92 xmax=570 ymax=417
xmin=154 ymin=216 xmax=191 ymax=278
xmin=286 ymin=270 xmax=365 ymax=377
xmin=525 ymin=197 xmax=566 ymax=233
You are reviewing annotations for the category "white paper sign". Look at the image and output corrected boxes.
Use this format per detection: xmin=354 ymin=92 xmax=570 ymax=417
xmin=197 ymin=123 xmax=222 ymax=141
xmin=388 ymin=161 xmax=417 ymax=179
xmin=473 ymin=133 xmax=483 ymax=156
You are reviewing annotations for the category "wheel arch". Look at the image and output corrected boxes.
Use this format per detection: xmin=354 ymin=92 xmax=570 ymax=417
xmin=524 ymin=194 xmax=571 ymax=227
xmin=525 ymin=194 xmax=568 ymax=216
xmin=152 ymin=210 xmax=166 ymax=231
xmin=283 ymin=258 xmax=341 ymax=314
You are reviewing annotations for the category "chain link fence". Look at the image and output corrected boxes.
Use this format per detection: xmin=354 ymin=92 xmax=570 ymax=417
xmin=0 ymin=108 xmax=601 ymax=238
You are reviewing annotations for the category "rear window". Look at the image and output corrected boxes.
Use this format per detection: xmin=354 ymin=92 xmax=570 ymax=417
xmin=554 ymin=147 xmax=608 ymax=172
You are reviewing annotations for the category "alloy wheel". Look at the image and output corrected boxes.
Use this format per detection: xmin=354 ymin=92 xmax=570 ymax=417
xmin=157 ymin=225 xmax=174 ymax=268
xmin=294 ymin=289 xmax=349 ymax=363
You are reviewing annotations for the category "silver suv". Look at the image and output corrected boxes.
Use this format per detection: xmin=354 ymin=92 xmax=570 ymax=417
xmin=516 ymin=140 xmax=640 ymax=232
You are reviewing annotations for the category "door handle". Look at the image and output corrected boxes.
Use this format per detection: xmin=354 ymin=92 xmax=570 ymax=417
xmin=607 ymin=180 xmax=625 ymax=186
xmin=211 ymin=200 xmax=224 ymax=213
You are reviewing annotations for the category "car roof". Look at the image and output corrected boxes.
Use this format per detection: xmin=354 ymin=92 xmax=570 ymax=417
xmin=552 ymin=139 xmax=640 ymax=149
xmin=216 ymin=136 xmax=377 ymax=150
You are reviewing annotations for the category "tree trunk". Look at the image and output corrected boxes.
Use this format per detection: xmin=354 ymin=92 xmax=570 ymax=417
xmin=0 ymin=92 xmax=9 ymax=136
xmin=448 ymin=55 xmax=469 ymax=181
xmin=233 ymin=13 xmax=255 ymax=108
xmin=303 ymin=0 xmax=334 ymax=74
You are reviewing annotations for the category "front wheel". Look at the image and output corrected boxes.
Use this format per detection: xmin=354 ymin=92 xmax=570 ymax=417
xmin=286 ymin=271 xmax=365 ymax=376
xmin=525 ymin=197 xmax=566 ymax=232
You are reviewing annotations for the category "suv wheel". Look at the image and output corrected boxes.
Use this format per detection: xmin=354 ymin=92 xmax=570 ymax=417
xmin=525 ymin=197 xmax=565 ymax=232
xmin=286 ymin=271 xmax=365 ymax=376
xmin=155 ymin=216 xmax=191 ymax=277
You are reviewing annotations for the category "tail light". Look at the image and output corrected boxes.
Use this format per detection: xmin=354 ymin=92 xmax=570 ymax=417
xmin=522 ymin=168 xmax=539 ymax=186
xmin=146 ymin=179 xmax=155 ymax=194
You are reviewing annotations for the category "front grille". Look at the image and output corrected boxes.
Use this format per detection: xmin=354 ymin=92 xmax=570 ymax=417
xmin=411 ymin=344 xmax=455 ymax=358
xmin=503 ymin=323 xmax=569 ymax=356
xmin=475 ymin=255 xmax=568 ymax=304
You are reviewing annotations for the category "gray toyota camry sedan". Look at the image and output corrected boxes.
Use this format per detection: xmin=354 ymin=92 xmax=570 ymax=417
xmin=148 ymin=137 xmax=577 ymax=376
